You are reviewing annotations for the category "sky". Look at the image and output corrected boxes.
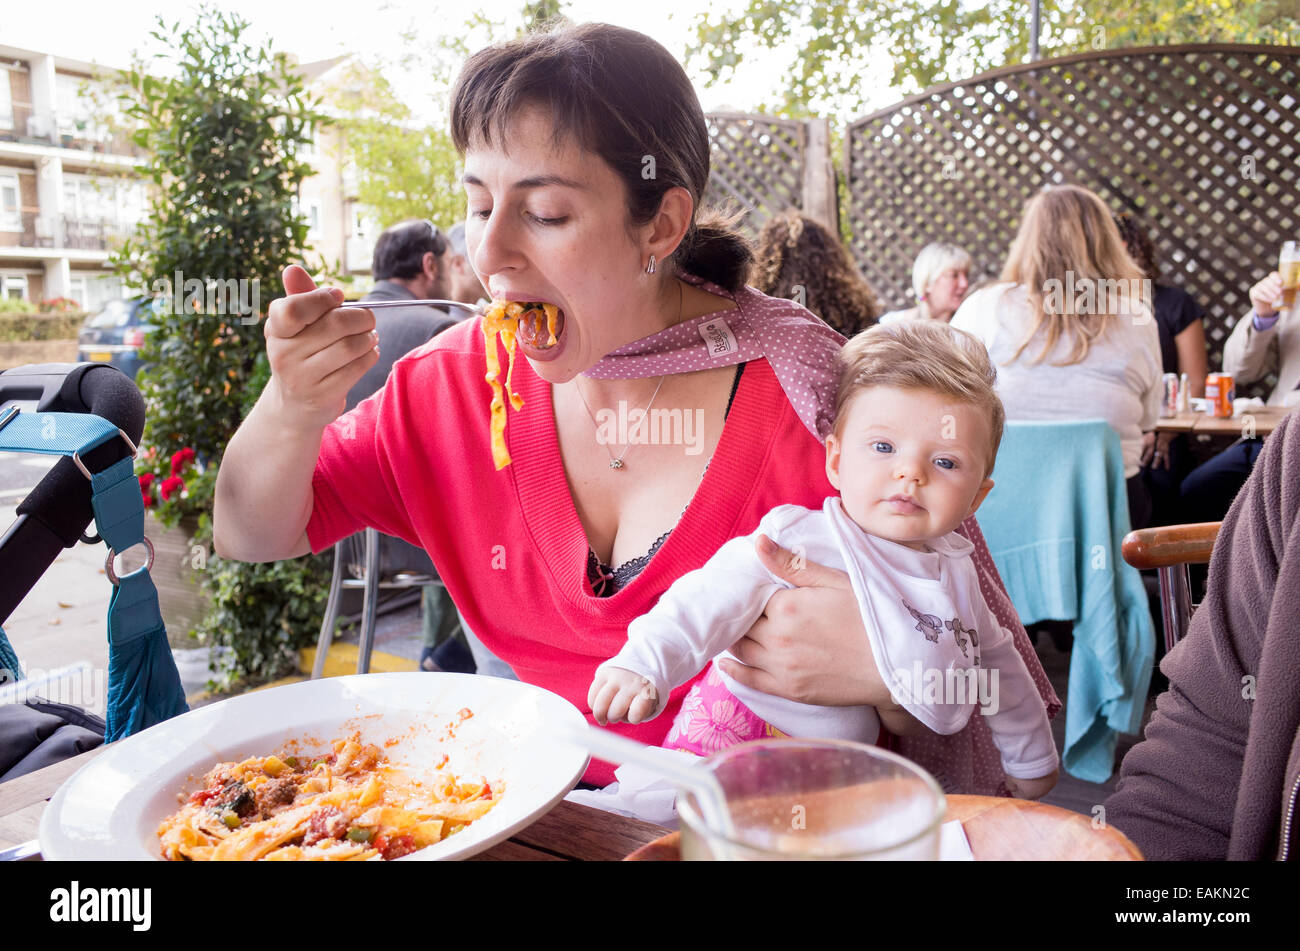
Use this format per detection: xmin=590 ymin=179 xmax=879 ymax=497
xmin=3 ymin=0 xmax=900 ymax=122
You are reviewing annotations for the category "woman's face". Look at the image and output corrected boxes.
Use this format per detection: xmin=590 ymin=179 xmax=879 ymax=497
xmin=462 ymin=106 xmax=651 ymax=383
xmin=926 ymin=266 xmax=970 ymax=321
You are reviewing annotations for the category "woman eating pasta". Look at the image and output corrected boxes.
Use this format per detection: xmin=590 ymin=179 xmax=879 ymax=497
xmin=213 ymin=22 xmax=1058 ymax=793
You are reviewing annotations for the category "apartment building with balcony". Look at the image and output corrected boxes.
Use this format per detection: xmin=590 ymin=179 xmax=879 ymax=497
xmin=0 ymin=46 xmax=377 ymax=314
xmin=294 ymin=55 xmax=379 ymax=284
xmin=0 ymin=45 xmax=149 ymax=309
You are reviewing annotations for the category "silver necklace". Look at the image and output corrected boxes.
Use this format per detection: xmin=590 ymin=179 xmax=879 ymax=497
xmin=574 ymin=281 xmax=681 ymax=470
xmin=576 ymin=374 xmax=668 ymax=469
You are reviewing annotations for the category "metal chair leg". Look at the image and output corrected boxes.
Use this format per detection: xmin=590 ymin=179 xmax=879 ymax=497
xmin=1156 ymin=563 xmax=1193 ymax=653
xmin=312 ymin=541 xmax=346 ymax=680
xmin=357 ymin=528 xmax=380 ymax=675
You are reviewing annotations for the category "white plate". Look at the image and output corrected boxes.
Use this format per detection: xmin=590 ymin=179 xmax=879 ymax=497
xmin=39 ymin=672 xmax=590 ymax=861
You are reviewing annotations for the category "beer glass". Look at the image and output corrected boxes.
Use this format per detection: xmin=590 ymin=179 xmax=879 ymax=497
xmin=1281 ymin=240 xmax=1300 ymax=313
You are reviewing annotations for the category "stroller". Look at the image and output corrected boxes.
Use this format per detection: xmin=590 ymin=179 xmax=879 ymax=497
xmin=0 ymin=362 xmax=188 ymax=794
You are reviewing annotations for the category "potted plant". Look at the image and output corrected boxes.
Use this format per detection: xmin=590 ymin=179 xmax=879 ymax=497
xmin=110 ymin=5 xmax=334 ymax=691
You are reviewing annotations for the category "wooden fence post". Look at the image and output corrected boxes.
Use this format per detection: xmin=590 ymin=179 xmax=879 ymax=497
xmin=802 ymin=117 xmax=837 ymax=233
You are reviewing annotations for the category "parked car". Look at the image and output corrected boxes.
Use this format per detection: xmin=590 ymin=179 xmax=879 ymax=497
xmin=76 ymin=297 xmax=158 ymax=379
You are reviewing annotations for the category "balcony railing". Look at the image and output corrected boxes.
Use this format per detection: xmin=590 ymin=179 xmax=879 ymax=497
xmin=2 ymin=212 xmax=137 ymax=251
xmin=63 ymin=216 xmax=135 ymax=250
xmin=0 ymin=102 xmax=147 ymax=158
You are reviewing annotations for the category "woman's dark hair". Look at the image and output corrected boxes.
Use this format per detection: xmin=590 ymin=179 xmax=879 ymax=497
xmin=751 ymin=209 xmax=880 ymax=337
xmin=1112 ymin=212 xmax=1159 ymax=282
xmin=450 ymin=22 xmax=753 ymax=292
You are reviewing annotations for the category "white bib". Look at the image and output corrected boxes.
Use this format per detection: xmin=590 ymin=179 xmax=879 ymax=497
xmin=823 ymin=498 xmax=984 ymax=735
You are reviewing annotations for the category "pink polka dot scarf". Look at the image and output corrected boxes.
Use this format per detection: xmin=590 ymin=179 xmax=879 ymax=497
xmin=582 ymin=273 xmax=845 ymax=441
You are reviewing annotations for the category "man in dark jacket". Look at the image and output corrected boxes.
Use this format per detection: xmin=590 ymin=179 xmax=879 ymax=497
xmin=1104 ymin=412 xmax=1300 ymax=860
xmin=346 ymin=219 xmax=459 ymax=412
xmin=336 ymin=220 xmax=469 ymax=671
xmin=343 ymin=220 xmax=480 ymax=673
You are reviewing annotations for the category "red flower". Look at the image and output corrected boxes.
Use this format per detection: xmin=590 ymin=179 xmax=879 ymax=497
xmin=160 ymin=476 xmax=185 ymax=502
xmin=170 ymin=447 xmax=196 ymax=477
xmin=139 ymin=472 xmax=156 ymax=508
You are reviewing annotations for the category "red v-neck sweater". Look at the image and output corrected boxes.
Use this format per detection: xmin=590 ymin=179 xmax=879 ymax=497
xmin=307 ymin=317 xmax=835 ymax=785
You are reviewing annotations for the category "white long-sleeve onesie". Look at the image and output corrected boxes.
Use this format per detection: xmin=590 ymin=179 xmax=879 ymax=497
xmin=600 ymin=496 xmax=1059 ymax=780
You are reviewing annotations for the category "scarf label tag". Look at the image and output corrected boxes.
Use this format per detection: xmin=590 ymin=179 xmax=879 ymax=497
xmin=698 ymin=318 xmax=738 ymax=360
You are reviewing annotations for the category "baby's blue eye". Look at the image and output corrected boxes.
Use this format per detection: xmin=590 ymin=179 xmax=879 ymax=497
xmin=872 ymin=441 xmax=894 ymax=454
xmin=935 ymin=458 xmax=957 ymax=470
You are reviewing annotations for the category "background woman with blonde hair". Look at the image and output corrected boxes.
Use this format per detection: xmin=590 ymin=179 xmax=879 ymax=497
xmin=879 ymin=242 xmax=972 ymax=323
xmin=951 ymin=184 xmax=1162 ymax=528
xmin=751 ymin=209 xmax=880 ymax=337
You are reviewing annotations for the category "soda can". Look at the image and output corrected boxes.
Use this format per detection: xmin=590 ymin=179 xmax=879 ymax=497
xmin=1206 ymin=372 xmax=1235 ymax=418
xmin=1178 ymin=373 xmax=1189 ymax=412
xmin=1161 ymin=373 xmax=1179 ymax=417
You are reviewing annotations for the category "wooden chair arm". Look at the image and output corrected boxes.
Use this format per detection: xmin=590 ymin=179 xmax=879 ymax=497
xmin=1121 ymin=522 xmax=1222 ymax=571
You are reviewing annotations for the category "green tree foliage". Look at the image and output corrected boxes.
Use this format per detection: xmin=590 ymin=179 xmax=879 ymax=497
xmin=521 ymin=0 xmax=570 ymax=31
xmin=112 ymin=5 xmax=334 ymax=688
xmin=318 ymin=61 xmax=463 ymax=232
xmin=689 ymin=0 xmax=1300 ymax=117
xmin=323 ymin=0 xmax=571 ymax=232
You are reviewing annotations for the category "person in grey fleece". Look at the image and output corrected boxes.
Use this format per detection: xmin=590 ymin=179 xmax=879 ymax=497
xmin=1104 ymin=411 xmax=1300 ymax=860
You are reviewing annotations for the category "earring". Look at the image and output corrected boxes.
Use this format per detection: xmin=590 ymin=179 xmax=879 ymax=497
xmin=645 ymin=254 xmax=657 ymax=275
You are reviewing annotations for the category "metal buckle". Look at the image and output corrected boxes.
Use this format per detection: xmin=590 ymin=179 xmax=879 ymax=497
xmin=72 ymin=427 xmax=139 ymax=480
xmin=105 ymin=536 xmax=155 ymax=585
xmin=0 ymin=406 xmax=18 ymax=434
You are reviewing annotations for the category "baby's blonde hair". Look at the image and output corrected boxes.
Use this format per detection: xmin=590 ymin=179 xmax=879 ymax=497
xmin=833 ymin=321 xmax=1005 ymax=478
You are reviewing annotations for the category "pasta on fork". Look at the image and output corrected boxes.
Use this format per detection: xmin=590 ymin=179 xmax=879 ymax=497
xmin=482 ymin=300 xmax=559 ymax=469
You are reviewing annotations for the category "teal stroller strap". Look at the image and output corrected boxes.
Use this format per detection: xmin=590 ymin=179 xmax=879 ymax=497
xmin=0 ymin=624 xmax=20 ymax=686
xmin=0 ymin=409 xmax=186 ymax=738
xmin=0 ymin=410 xmax=122 ymax=686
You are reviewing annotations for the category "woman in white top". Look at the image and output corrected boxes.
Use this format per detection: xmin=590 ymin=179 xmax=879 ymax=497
xmin=950 ymin=184 xmax=1162 ymax=529
xmin=878 ymin=242 xmax=972 ymax=324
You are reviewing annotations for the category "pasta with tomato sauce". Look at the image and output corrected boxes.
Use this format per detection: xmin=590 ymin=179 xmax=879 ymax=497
xmin=157 ymin=730 xmax=502 ymax=861
xmin=482 ymin=300 xmax=559 ymax=469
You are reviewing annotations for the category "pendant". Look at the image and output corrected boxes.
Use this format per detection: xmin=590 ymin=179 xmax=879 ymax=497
xmin=609 ymin=458 xmax=625 ymax=470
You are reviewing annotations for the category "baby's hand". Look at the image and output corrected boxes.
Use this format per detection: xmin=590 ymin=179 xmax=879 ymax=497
xmin=588 ymin=667 xmax=659 ymax=726
xmin=1004 ymin=768 xmax=1059 ymax=800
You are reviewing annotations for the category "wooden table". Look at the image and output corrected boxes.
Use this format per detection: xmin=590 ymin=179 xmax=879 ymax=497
xmin=1154 ymin=405 xmax=1291 ymax=437
xmin=2 ymin=753 xmax=1139 ymax=861
xmin=0 ymin=747 xmax=668 ymax=862
xmin=625 ymin=794 xmax=1142 ymax=861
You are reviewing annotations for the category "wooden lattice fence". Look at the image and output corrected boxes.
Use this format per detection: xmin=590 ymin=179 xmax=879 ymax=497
xmin=703 ymin=112 xmax=836 ymax=237
xmin=843 ymin=43 xmax=1300 ymax=376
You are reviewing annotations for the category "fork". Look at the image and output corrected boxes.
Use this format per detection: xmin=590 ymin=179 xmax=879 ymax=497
xmin=350 ymin=299 xmax=485 ymax=314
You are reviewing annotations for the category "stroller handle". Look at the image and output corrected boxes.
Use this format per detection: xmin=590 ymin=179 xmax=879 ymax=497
xmin=0 ymin=363 xmax=145 ymax=624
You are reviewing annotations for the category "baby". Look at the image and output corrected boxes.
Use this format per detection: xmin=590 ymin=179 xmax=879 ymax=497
xmin=588 ymin=320 xmax=1059 ymax=798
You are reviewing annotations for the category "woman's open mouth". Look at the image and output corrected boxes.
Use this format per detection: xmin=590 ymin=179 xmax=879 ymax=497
xmin=515 ymin=304 xmax=567 ymax=361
